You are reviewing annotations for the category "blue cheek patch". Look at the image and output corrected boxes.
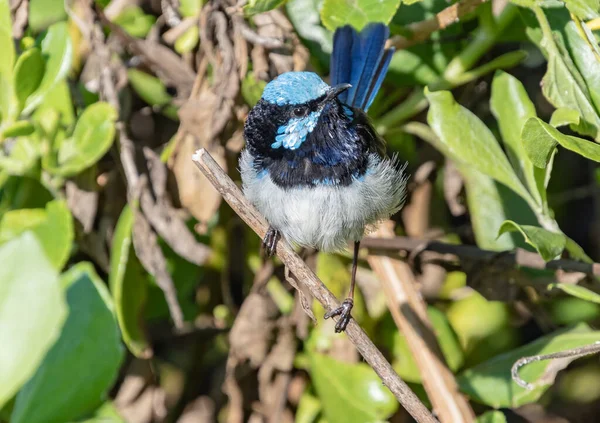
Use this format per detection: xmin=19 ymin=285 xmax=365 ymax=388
xmin=271 ymin=111 xmax=321 ymax=150
xmin=342 ymin=105 xmax=354 ymax=119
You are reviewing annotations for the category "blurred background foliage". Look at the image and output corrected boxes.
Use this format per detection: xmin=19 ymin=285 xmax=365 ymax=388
xmin=1 ymin=0 xmax=600 ymax=421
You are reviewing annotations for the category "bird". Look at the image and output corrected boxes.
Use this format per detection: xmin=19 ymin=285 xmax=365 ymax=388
xmin=240 ymin=22 xmax=408 ymax=332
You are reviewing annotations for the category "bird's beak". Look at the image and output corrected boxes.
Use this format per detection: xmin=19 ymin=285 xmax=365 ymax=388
xmin=324 ymin=83 xmax=352 ymax=103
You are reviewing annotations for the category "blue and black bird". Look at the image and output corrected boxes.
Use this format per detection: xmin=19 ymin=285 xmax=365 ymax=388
xmin=241 ymin=23 xmax=408 ymax=332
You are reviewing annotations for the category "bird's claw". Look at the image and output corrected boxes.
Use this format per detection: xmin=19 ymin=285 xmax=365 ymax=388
xmin=324 ymin=298 xmax=353 ymax=333
xmin=262 ymin=227 xmax=280 ymax=257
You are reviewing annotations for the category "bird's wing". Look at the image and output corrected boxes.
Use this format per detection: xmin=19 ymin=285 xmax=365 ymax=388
xmin=330 ymin=23 xmax=394 ymax=112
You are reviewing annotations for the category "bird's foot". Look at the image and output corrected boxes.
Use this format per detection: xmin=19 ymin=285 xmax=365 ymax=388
xmin=262 ymin=226 xmax=280 ymax=257
xmin=324 ymin=298 xmax=353 ymax=333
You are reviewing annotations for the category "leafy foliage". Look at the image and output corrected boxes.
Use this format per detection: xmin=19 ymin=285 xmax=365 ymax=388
xmin=1 ymin=0 xmax=600 ymax=420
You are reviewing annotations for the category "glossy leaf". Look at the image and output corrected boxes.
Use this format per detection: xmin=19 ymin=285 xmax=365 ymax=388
xmin=244 ymin=0 xmax=287 ymax=15
xmin=426 ymin=89 xmax=532 ymax=203
xmin=549 ymin=283 xmax=600 ymax=304
xmin=0 ymin=121 xmax=35 ymax=138
xmin=109 ymin=206 xmax=152 ymax=358
xmin=391 ymin=306 xmax=464 ymax=383
xmin=564 ymin=0 xmax=600 ymax=20
xmin=287 ymin=0 xmax=333 ymax=56
xmin=23 ymin=22 xmax=73 ymax=115
xmin=309 ymin=353 xmax=398 ymax=422
xmin=522 ymin=117 xmax=600 ymax=166
xmin=458 ymin=324 xmax=600 ymax=408
xmin=113 ymin=6 xmax=156 ymax=38
xmin=0 ymin=200 xmax=74 ymax=269
xmin=174 ymin=26 xmax=199 ymax=54
xmin=127 ymin=69 xmax=172 ymax=107
xmin=0 ymin=232 xmax=66 ymax=408
xmin=490 ymin=71 xmax=543 ymax=206
xmin=28 ymin=0 xmax=67 ymax=32
xmin=0 ymin=0 xmax=14 ymax=79
xmin=69 ymin=402 xmax=125 ymax=423
xmin=550 ymin=107 xmax=581 ymax=128
xmin=498 ymin=220 xmax=565 ymax=261
xmin=476 ymin=411 xmax=507 ymax=423
xmin=528 ymin=8 xmax=600 ymax=140
xmin=320 ymin=0 xmax=401 ymax=30
xmin=13 ymin=48 xmax=45 ymax=111
xmin=12 ymin=263 xmax=124 ymax=423
xmin=55 ymin=102 xmax=117 ymax=176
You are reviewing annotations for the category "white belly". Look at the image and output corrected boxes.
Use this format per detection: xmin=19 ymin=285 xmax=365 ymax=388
xmin=239 ymin=150 xmax=407 ymax=252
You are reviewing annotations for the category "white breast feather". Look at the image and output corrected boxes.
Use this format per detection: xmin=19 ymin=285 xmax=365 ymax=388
xmin=240 ymin=150 xmax=407 ymax=252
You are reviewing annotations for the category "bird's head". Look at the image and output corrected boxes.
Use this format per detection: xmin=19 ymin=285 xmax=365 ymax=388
xmin=244 ymin=72 xmax=353 ymax=152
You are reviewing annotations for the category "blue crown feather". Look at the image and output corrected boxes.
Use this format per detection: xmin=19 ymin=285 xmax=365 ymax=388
xmin=330 ymin=23 xmax=394 ymax=112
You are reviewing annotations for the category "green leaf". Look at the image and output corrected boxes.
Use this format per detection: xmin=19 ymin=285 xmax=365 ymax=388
xmin=287 ymin=0 xmax=333 ymax=57
xmin=0 ymin=121 xmax=35 ymax=138
xmin=174 ymin=25 xmax=199 ymax=54
xmin=498 ymin=220 xmax=565 ymax=261
xmin=522 ymin=117 xmax=600 ymax=165
xmin=23 ymin=22 xmax=73 ymax=115
xmin=244 ymin=0 xmax=287 ymax=15
xmin=28 ymin=0 xmax=67 ymax=33
xmin=179 ymin=0 xmax=203 ymax=17
xmin=113 ymin=6 xmax=156 ymax=38
xmin=391 ymin=306 xmax=464 ymax=383
xmin=549 ymin=283 xmax=600 ymax=304
xmin=564 ymin=0 xmax=600 ymax=19
xmin=69 ymin=402 xmax=125 ymax=423
xmin=296 ymin=392 xmax=322 ymax=423
xmin=0 ymin=200 xmax=74 ymax=269
xmin=127 ymin=69 xmax=173 ymax=107
xmin=457 ymin=324 xmax=600 ymax=408
xmin=309 ymin=353 xmax=398 ymax=422
xmin=0 ymin=0 xmax=15 ymax=80
xmin=320 ymin=0 xmax=401 ymax=30
xmin=490 ymin=71 xmax=544 ymax=206
xmin=426 ymin=89 xmax=533 ymax=204
xmin=109 ymin=205 xmax=151 ymax=358
xmin=528 ymin=7 xmax=600 ymax=140
xmin=12 ymin=263 xmax=124 ymax=423
xmin=550 ymin=107 xmax=581 ymax=128
xmin=13 ymin=48 xmax=45 ymax=111
xmin=54 ymin=102 xmax=117 ymax=176
xmin=241 ymin=73 xmax=267 ymax=107
xmin=476 ymin=411 xmax=507 ymax=423
xmin=0 ymin=232 xmax=65 ymax=408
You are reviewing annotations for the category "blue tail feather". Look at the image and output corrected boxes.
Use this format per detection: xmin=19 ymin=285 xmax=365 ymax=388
xmin=330 ymin=23 xmax=393 ymax=112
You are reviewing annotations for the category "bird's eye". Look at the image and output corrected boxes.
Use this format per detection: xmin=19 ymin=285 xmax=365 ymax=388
xmin=293 ymin=107 xmax=307 ymax=117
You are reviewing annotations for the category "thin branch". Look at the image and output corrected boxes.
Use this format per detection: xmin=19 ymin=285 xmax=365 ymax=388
xmin=361 ymin=236 xmax=600 ymax=277
xmin=390 ymin=0 xmax=487 ymax=50
xmin=512 ymin=342 xmax=600 ymax=390
xmin=192 ymin=148 xmax=439 ymax=423
xmin=368 ymin=223 xmax=475 ymax=423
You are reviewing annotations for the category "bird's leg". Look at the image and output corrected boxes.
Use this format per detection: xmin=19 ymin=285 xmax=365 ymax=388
xmin=324 ymin=240 xmax=360 ymax=333
xmin=262 ymin=226 xmax=281 ymax=257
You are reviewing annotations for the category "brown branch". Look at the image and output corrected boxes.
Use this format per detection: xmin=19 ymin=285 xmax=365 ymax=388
xmin=390 ymin=0 xmax=487 ymax=50
xmin=368 ymin=223 xmax=475 ymax=423
xmin=361 ymin=236 xmax=600 ymax=277
xmin=192 ymin=148 xmax=439 ymax=423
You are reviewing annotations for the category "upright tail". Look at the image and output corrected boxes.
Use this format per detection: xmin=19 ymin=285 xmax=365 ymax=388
xmin=330 ymin=23 xmax=394 ymax=112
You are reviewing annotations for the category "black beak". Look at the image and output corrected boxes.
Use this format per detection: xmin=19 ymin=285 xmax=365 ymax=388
xmin=324 ymin=83 xmax=352 ymax=103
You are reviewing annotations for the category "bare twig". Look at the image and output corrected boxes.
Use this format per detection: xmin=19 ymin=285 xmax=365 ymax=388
xmin=192 ymin=148 xmax=439 ymax=423
xmin=368 ymin=223 xmax=475 ymax=423
xmin=390 ymin=0 xmax=487 ymax=50
xmin=361 ymin=236 xmax=600 ymax=277
xmin=512 ymin=342 xmax=600 ymax=390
